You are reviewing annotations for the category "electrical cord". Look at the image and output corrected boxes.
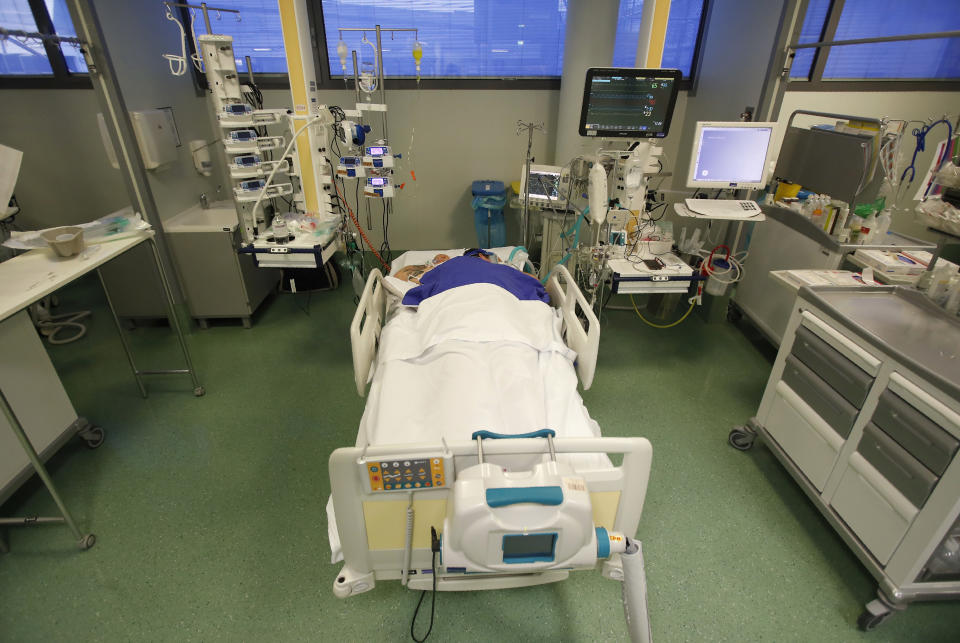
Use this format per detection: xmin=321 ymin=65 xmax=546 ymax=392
xmin=630 ymin=294 xmax=695 ymax=328
xmin=333 ymin=178 xmax=390 ymax=272
xmin=249 ymin=114 xmax=325 ymax=230
xmin=410 ymin=527 xmax=440 ymax=642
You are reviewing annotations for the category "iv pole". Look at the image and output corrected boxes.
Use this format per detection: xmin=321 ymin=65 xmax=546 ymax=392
xmin=517 ymin=120 xmax=545 ymax=250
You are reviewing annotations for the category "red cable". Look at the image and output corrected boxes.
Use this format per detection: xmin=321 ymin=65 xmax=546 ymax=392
xmin=333 ymin=179 xmax=390 ymax=273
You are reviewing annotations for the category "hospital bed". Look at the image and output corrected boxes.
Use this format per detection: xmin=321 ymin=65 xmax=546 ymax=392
xmin=327 ymin=248 xmax=653 ymax=601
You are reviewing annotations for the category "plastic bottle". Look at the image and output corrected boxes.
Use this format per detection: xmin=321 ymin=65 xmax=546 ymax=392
xmin=874 ymin=209 xmax=892 ymax=243
xmin=810 ymin=196 xmax=825 ymax=228
xmin=271 ymin=214 xmax=288 ymax=243
xmin=848 ymin=215 xmax=862 ymax=244
xmin=927 ymin=266 xmax=956 ymax=306
xmin=852 ymin=204 xmax=875 ymax=244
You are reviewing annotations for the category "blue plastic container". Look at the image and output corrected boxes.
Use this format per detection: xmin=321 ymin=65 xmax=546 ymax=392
xmin=471 ymin=180 xmax=507 ymax=248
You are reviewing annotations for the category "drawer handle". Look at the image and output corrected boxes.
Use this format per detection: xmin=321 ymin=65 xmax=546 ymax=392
xmin=870 ymin=444 xmax=918 ymax=481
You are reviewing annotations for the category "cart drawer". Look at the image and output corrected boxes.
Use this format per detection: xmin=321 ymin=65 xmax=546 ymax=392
xmin=791 ymin=326 xmax=873 ymax=408
xmin=858 ymin=424 xmax=938 ymax=509
xmin=764 ymin=381 xmax=844 ymax=491
xmin=831 ymin=452 xmax=917 ymax=566
xmin=782 ymin=355 xmax=858 ymax=439
xmin=872 ymin=391 xmax=959 ymax=476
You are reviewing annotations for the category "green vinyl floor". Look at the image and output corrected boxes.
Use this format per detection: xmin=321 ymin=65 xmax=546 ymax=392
xmin=1 ymin=273 xmax=957 ymax=642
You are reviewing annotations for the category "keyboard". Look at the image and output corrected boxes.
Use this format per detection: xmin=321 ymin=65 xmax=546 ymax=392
xmin=684 ymin=199 xmax=762 ymax=218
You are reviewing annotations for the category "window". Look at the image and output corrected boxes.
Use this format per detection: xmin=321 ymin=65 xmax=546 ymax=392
xmin=612 ymin=0 xmax=706 ymax=79
xmin=0 ymin=0 xmax=88 ymax=83
xmin=320 ymin=0 xmax=706 ymax=83
xmin=192 ymin=0 xmax=287 ymax=74
xmin=787 ymin=0 xmax=830 ymax=79
xmin=321 ymin=0 xmax=566 ymax=78
xmin=789 ymin=0 xmax=960 ymax=85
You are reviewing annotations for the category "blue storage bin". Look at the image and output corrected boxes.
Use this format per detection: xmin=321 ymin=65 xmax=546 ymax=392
xmin=471 ymin=180 xmax=506 ymax=248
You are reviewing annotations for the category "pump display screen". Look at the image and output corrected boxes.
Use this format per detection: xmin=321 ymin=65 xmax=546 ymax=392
xmin=368 ymin=177 xmax=388 ymax=186
xmin=579 ymin=68 xmax=681 ymax=138
xmin=366 ymin=146 xmax=386 ymax=156
xmin=232 ymin=130 xmax=255 ymax=141
xmin=527 ymin=171 xmax=560 ymax=200
xmin=502 ymin=533 xmax=557 ymax=563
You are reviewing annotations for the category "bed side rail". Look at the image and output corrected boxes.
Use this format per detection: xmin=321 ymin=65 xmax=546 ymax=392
xmin=349 ymin=269 xmax=385 ymax=397
xmin=546 ymin=264 xmax=600 ymax=390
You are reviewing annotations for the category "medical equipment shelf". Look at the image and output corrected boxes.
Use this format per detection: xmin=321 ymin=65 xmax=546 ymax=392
xmin=731 ymin=204 xmax=936 ymax=345
xmin=239 ymin=230 xmax=341 ymax=269
xmin=730 ymin=285 xmax=960 ymax=630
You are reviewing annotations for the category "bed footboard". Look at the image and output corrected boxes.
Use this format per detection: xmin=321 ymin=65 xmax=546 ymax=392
xmin=546 ymin=264 xmax=600 ymax=390
xmin=329 ymin=436 xmax=652 ymax=597
xmin=349 ymin=269 xmax=385 ymax=397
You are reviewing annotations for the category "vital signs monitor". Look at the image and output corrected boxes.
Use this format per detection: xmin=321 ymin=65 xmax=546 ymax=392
xmin=578 ymin=68 xmax=681 ymax=138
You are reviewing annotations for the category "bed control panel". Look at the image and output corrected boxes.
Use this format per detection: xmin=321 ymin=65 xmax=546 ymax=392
xmin=365 ymin=456 xmax=449 ymax=492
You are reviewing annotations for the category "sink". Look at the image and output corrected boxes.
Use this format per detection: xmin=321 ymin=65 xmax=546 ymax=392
xmin=165 ymin=201 xmax=238 ymax=233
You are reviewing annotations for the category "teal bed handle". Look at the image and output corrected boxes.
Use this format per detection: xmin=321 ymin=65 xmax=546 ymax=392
xmin=472 ymin=429 xmax=556 ymax=441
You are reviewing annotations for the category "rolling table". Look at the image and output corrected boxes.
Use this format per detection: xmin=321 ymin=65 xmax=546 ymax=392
xmin=0 ymin=229 xmax=203 ymax=552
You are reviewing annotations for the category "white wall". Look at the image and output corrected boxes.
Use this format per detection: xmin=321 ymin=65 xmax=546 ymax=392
xmin=0 ymin=0 xmax=224 ymax=232
xmin=0 ymin=90 xmax=126 ymax=229
xmin=263 ymin=88 xmax=560 ymax=250
xmin=777 ymin=91 xmax=959 ymax=242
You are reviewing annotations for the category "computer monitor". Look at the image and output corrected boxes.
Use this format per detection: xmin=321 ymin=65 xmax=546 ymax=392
xmin=686 ymin=121 xmax=777 ymax=190
xmin=578 ymin=68 xmax=681 ymax=138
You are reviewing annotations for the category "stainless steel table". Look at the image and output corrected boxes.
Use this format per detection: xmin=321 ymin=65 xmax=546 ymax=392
xmin=0 ymin=230 xmax=203 ymax=551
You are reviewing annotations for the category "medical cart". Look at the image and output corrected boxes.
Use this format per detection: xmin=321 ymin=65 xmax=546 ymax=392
xmin=730 ymin=285 xmax=960 ymax=630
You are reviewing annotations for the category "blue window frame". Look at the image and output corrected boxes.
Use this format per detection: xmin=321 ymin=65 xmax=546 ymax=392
xmin=0 ymin=0 xmax=53 ymax=75
xmin=823 ymin=0 xmax=960 ymax=80
xmin=0 ymin=0 xmax=88 ymax=85
xmin=789 ymin=0 xmax=960 ymax=83
xmin=321 ymin=0 xmax=566 ymax=78
xmin=612 ymin=0 xmax=706 ymax=79
xmin=788 ymin=0 xmax=831 ymax=79
xmin=196 ymin=0 xmax=288 ymax=74
xmin=46 ymin=0 xmax=87 ymax=73
xmin=321 ymin=0 xmax=706 ymax=82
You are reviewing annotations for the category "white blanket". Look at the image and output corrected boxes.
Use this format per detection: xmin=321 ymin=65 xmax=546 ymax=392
xmin=328 ymin=283 xmax=607 ymax=563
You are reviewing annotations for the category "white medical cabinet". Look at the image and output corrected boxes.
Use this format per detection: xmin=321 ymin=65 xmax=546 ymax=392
xmin=730 ymin=285 xmax=960 ymax=630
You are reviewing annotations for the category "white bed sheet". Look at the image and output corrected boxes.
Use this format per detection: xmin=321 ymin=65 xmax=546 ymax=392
xmin=328 ymin=283 xmax=607 ymax=563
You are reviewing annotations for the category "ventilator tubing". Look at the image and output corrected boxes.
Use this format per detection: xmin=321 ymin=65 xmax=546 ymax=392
xmin=621 ymin=538 xmax=652 ymax=643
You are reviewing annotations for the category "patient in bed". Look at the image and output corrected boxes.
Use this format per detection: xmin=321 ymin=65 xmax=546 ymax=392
xmin=392 ymin=249 xmax=500 ymax=283
xmin=401 ymin=250 xmax=548 ymax=306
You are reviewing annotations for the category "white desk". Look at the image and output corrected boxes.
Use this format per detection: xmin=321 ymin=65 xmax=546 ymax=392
xmin=0 ymin=230 xmax=203 ymax=552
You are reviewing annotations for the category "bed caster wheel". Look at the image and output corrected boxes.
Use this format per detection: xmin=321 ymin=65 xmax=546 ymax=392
xmin=79 ymin=534 xmax=96 ymax=550
xmin=82 ymin=426 xmax=105 ymax=449
xmin=726 ymin=304 xmax=742 ymax=323
xmin=728 ymin=427 xmax=756 ymax=451
xmin=857 ymin=608 xmax=891 ymax=631
xmin=193 ymin=386 xmax=206 ymax=397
